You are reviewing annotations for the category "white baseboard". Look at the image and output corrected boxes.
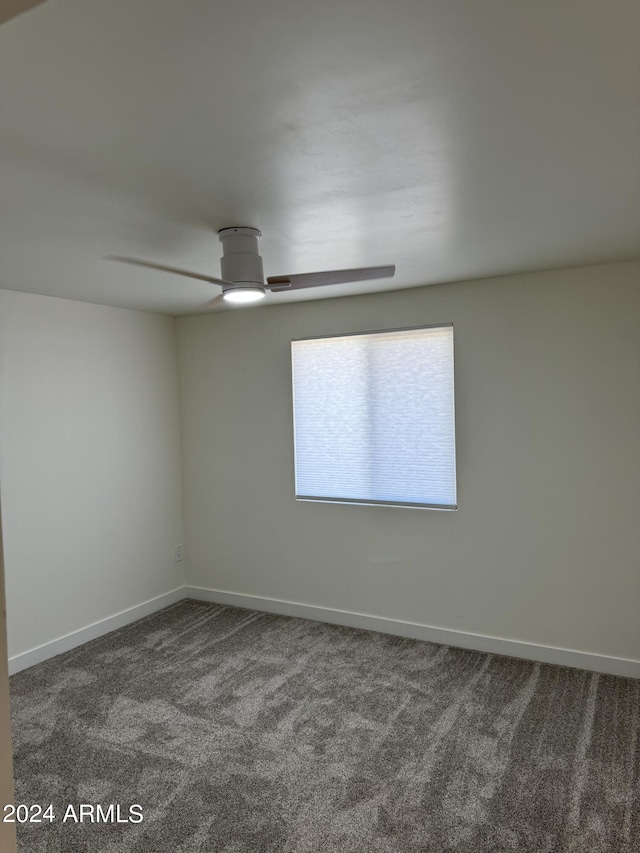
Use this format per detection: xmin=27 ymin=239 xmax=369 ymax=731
xmin=185 ymin=586 xmax=640 ymax=679
xmin=9 ymin=585 xmax=640 ymax=679
xmin=8 ymin=588 xmax=185 ymax=675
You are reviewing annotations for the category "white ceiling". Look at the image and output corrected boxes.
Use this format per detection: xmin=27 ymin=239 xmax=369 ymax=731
xmin=1 ymin=0 xmax=639 ymax=315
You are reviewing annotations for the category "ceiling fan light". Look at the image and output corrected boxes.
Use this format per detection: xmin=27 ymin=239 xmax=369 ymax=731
xmin=222 ymin=286 xmax=266 ymax=304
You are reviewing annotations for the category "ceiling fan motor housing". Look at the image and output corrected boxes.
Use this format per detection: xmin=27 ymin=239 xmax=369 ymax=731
xmin=218 ymin=227 xmax=265 ymax=286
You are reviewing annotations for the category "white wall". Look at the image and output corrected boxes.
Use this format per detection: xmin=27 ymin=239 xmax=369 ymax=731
xmin=177 ymin=261 xmax=640 ymax=662
xmin=0 ymin=290 xmax=184 ymax=658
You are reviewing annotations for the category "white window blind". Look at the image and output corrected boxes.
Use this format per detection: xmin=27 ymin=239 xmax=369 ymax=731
xmin=291 ymin=324 xmax=456 ymax=509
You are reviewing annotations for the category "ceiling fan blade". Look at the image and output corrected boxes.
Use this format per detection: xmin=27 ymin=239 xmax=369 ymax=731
xmin=105 ymin=256 xmax=232 ymax=287
xmin=266 ymin=265 xmax=395 ymax=292
xmin=200 ymin=293 xmax=226 ymax=310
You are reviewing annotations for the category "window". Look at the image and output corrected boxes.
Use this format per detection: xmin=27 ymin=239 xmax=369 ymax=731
xmin=291 ymin=324 xmax=456 ymax=509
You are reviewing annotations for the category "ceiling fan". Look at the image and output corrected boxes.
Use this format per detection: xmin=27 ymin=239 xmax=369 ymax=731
xmin=107 ymin=227 xmax=395 ymax=306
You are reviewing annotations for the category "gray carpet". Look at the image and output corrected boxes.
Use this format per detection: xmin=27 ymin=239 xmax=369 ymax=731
xmin=9 ymin=600 xmax=640 ymax=852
